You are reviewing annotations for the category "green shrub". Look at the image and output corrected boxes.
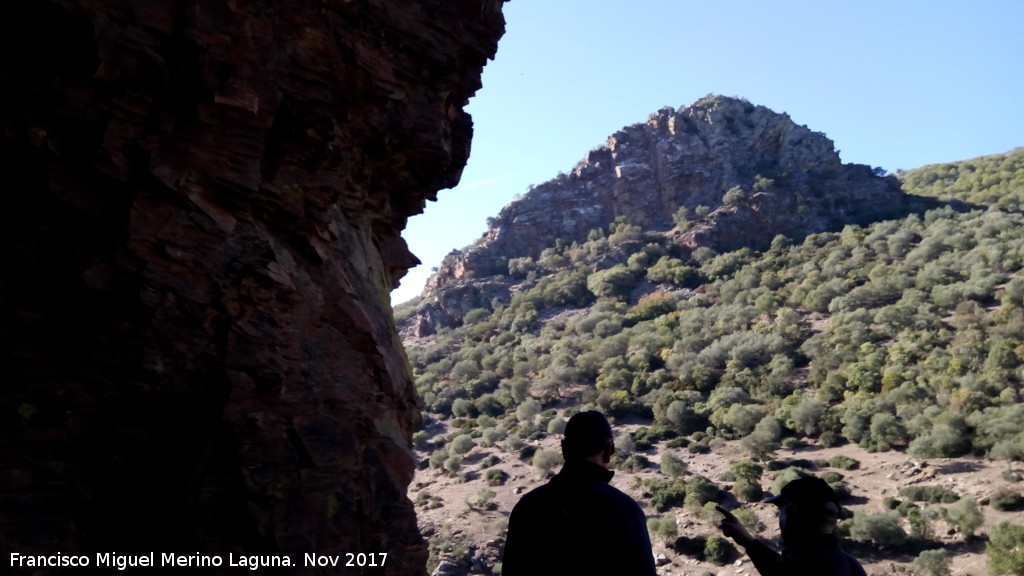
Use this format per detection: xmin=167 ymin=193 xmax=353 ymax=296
xmin=480 ymin=426 xmax=508 ymax=447
xmin=723 ymin=186 xmax=746 ymax=205
xmin=660 ymin=451 xmax=687 ymax=477
xmin=614 ymin=433 xmax=636 ymax=456
xmin=828 ymin=454 xmax=860 ymax=470
xmin=987 ymin=522 xmax=1024 ymax=575
xmin=647 ymin=515 xmax=679 ymax=542
xmin=742 ymin=416 xmax=782 ymax=460
xmin=629 ymin=291 xmax=676 ymax=321
xmin=429 ymin=449 xmax=448 ymax=469
xmin=906 ymin=506 xmax=932 ymax=540
xmin=444 ymin=454 xmax=462 ymax=474
xmin=615 ymin=454 xmax=649 ymax=472
xmin=533 ymin=449 xmax=563 ymax=477
xmin=449 ymin=434 xmax=476 ymax=455
xmin=647 ymin=478 xmax=688 ymax=511
xmin=667 ymin=437 xmax=690 ymax=449
xmin=944 ymin=497 xmax=982 ymax=536
xmin=733 ymin=478 xmax=764 ymax=502
xmin=847 ymin=511 xmax=908 ymax=547
xmin=647 ymin=257 xmax=701 ymax=287
xmin=467 ymin=487 xmax=498 ymax=511
xmin=685 ymin=475 xmax=720 ymax=509
xmin=688 ymin=441 xmax=711 ymax=454
xmin=412 ymin=430 xmax=430 ymax=450
xmin=504 ymin=433 xmax=525 ymax=453
xmin=781 ymin=437 xmax=805 ymax=450
xmin=480 ymin=455 xmax=501 ymax=468
xmin=899 ymin=485 xmax=960 ymax=504
xmin=546 ymin=417 xmax=566 ymax=434
xmin=587 ymin=265 xmax=637 ymax=299
xmin=515 ymin=398 xmax=542 ymax=422
xmin=486 ymin=468 xmax=508 ymax=486
xmin=730 ymin=460 xmax=763 ymax=482
xmin=912 ymin=549 xmax=951 ymax=576
xmin=703 ymin=534 xmax=733 ymax=565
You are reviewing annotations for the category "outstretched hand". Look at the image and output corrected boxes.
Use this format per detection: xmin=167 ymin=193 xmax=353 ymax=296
xmin=716 ymin=505 xmax=754 ymax=547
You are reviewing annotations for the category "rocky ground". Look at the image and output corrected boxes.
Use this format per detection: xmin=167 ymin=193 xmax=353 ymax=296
xmin=411 ymin=416 xmax=1022 ymax=576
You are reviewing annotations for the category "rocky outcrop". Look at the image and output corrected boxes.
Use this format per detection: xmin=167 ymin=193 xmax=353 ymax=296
xmin=0 ymin=1 xmax=504 ymax=573
xmin=413 ymin=96 xmax=943 ymax=334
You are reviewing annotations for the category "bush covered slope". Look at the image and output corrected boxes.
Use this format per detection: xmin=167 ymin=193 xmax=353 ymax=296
xmin=401 ymin=146 xmax=1024 ymax=462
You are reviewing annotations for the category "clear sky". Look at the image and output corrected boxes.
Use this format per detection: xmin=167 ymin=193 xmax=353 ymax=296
xmin=391 ymin=0 xmax=1024 ymax=304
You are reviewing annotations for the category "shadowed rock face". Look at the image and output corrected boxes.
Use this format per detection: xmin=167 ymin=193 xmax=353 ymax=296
xmin=0 ymin=1 xmax=504 ymax=572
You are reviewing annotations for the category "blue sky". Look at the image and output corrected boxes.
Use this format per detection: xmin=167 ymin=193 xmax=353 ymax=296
xmin=391 ymin=0 xmax=1024 ymax=304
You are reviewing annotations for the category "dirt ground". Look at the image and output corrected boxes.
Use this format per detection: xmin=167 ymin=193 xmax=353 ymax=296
xmin=411 ymin=417 xmax=1023 ymax=576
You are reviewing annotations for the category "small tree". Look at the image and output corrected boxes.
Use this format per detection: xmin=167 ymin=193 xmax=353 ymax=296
xmin=731 ymin=460 xmax=764 ymax=502
xmin=743 ymin=416 xmax=782 ymax=460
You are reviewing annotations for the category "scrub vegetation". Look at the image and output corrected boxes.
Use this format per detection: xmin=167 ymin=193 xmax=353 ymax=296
xmin=401 ymin=147 xmax=1024 ymax=575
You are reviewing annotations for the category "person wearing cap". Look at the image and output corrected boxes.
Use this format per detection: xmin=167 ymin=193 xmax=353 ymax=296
xmin=717 ymin=476 xmax=866 ymax=576
xmin=501 ymin=410 xmax=657 ymax=576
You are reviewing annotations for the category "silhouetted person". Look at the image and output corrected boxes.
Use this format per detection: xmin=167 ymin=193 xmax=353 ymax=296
xmin=501 ymin=411 xmax=657 ymax=576
xmin=718 ymin=476 xmax=866 ymax=576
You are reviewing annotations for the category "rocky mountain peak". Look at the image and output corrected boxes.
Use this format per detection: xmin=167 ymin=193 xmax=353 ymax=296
xmin=411 ymin=95 xmax=940 ymax=335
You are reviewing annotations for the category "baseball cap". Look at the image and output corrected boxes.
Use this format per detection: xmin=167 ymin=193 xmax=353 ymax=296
xmin=766 ymin=476 xmax=840 ymax=511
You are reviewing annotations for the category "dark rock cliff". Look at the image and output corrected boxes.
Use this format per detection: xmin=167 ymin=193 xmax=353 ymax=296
xmin=0 ymin=1 xmax=504 ymax=572
xmin=413 ymin=96 xmax=944 ymax=334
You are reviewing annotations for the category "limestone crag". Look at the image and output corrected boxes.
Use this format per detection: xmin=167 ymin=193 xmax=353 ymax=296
xmin=0 ymin=1 xmax=504 ymax=573
xmin=414 ymin=96 xmax=940 ymax=333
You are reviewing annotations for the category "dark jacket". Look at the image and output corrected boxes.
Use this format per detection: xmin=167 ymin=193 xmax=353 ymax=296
xmin=742 ymin=533 xmax=866 ymax=576
xmin=501 ymin=460 xmax=657 ymax=576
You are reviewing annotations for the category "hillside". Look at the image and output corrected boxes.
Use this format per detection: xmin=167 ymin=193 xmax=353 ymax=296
xmin=397 ymin=99 xmax=1024 ymax=576
xmin=408 ymin=95 xmax=950 ymax=336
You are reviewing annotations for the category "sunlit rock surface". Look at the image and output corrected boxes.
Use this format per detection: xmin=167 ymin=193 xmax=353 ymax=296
xmin=413 ymin=96 xmax=944 ymax=334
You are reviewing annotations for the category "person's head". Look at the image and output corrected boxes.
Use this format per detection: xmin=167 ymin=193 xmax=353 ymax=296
xmin=561 ymin=411 xmax=614 ymax=465
xmin=767 ymin=476 xmax=842 ymax=543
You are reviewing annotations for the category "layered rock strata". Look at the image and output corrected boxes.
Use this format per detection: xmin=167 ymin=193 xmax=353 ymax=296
xmin=0 ymin=1 xmax=504 ymax=573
